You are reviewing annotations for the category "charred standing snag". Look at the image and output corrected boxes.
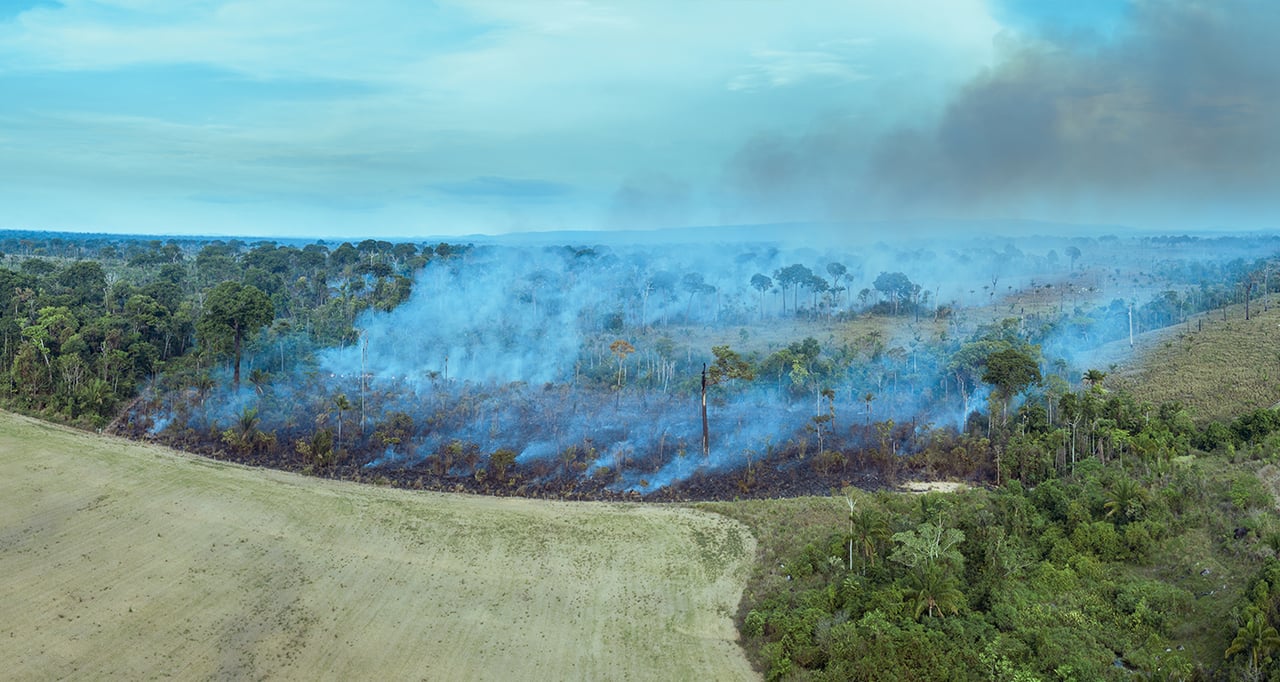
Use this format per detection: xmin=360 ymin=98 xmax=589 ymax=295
xmin=702 ymin=363 xmax=708 ymax=457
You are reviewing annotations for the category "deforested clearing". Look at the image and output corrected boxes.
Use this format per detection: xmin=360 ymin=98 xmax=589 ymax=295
xmin=0 ymin=410 xmax=756 ymax=680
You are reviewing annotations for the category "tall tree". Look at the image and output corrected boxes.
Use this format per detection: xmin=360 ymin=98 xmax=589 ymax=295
xmin=904 ymin=564 xmax=965 ymax=620
xmin=983 ymin=347 xmax=1042 ymax=427
xmin=845 ymin=496 xmax=889 ymax=572
xmin=332 ymin=393 xmax=352 ymax=457
xmin=750 ymin=273 xmax=772 ymax=320
xmin=826 ymin=262 xmax=848 ymax=307
xmin=773 ymin=264 xmax=814 ymax=313
xmin=198 ymin=281 xmax=273 ymax=387
xmin=1082 ymin=368 xmax=1108 ymax=390
xmin=891 ymin=521 xmax=966 ymax=620
xmin=873 ymin=271 xmax=915 ymax=316
xmin=702 ymin=345 xmax=755 ymax=456
xmin=610 ymin=339 xmax=635 ymax=407
xmin=1065 ymin=245 xmax=1082 ymax=271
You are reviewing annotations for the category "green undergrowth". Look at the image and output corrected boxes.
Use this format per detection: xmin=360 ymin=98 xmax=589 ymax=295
xmin=701 ymin=450 xmax=1280 ymax=680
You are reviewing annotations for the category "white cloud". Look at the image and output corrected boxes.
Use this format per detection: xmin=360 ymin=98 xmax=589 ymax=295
xmin=0 ymin=0 xmax=1005 ymax=236
xmin=728 ymin=47 xmax=871 ymax=92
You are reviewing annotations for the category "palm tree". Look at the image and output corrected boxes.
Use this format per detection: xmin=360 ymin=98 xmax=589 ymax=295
xmin=904 ymin=565 xmax=964 ymax=620
xmin=1082 ymin=368 xmax=1107 ymax=390
xmin=300 ymin=428 xmax=334 ymax=467
xmin=333 ymin=393 xmax=352 ymax=457
xmin=248 ymin=368 xmax=270 ymax=395
xmin=224 ymin=406 xmax=260 ymax=454
xmin=1226 ymin=611 xmax=1280 ymax=679
xmin=1103 ymin=476 xmax=1147 ymax=524
xmin=850 ymin=506 xmax=891 ymax=572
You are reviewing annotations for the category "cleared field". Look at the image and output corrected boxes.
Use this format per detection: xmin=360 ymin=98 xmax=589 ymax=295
xmin=1110 ymin=298 xmax=1280 ymax=423
xmin=0 ymin=411 xmax=757 ymax=680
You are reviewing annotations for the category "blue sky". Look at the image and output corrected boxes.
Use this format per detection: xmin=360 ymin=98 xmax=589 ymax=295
xmin=0 ymin=0 xmax=1275 ymax=238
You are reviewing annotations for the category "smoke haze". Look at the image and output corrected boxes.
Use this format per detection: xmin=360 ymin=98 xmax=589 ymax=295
xmin=728 ymin=0 xmax=1280 ymax=231
xmin=131 ymin=228 xmax=1280 ymax=495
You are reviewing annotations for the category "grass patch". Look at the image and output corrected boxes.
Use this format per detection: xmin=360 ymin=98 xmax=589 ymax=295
xmin=0 ymin=410 xmax=756 ymax=680
xmin=1112 ymin=299 xmax=1280 ymax=424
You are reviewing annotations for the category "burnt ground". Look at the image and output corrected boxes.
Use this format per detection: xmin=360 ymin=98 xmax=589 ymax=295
xmin=113 ymin=418 xmax=905 ymax=502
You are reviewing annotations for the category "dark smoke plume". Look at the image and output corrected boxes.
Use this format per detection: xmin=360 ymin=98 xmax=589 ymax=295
xmin=729 ymin=0 xmax=1280 ymax=230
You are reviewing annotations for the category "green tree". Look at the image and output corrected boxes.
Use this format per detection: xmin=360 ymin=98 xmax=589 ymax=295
xmin=773 ymin=264 xmax=814 ymax=313
xmin=198 ymin=281 xmax=273 ymax=387
xmin=490 ymin=448 xmax=518 ymax=482
xmin=983 ymin=347 xmax=1042 ymax=428
xmin=904 ymin=564 xmax=965 ymax=620
xmin=891 ymin=521 xmax=965 ymax=572
xmin=296 ymin=427 xmax=335 ymax=467
xmin=333 ymin=393 xmax=352 ymax=457
xmin=873 ymin=271 xmax=915 ymax=315
xmin=846 ymin=498 xmax=890 ymax=572
xmin=892 ymin=521 xmax=967 ymax=621
xmin=1103 ymin=476 xmax=1148 ymax=525
xmin=222 ymin=406 xmax=264 ymax=454
xmin=56 ymin=261 xmax=106 ymax=309
xmin=375 ymin=411 xmax=415 ymax=450
xmin=1225 ymin=610 xmax=1280 ymax=679
xmin=1082 ymin=368 xmax=1108 ymax=390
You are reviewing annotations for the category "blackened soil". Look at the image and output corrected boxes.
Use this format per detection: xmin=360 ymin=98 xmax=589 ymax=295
xmin=115 ymin=420 xmax=899 ymax=502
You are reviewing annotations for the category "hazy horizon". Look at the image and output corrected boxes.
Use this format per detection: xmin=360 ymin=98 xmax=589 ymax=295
xmin=2 ymin=0 xmax=1278 ymax=238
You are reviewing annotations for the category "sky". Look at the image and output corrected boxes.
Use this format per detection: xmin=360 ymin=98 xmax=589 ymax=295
xmin=0 ymin=0 xmax=1276 ymax=239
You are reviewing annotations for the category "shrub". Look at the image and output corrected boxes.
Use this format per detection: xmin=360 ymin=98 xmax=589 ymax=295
xmin=1231 ymin=473 xmax=1271 ymax=512
xmin=1195 ymin=422 xmax=1233 ymax=452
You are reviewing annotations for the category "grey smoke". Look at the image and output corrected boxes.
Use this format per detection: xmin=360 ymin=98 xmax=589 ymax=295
xmin=728 ymin=0 xmax=1280 ymax=229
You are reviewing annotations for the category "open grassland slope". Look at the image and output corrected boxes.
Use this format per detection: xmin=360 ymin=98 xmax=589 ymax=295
xmin=0 ymin=411 xmax=757 ymax=681
xmin=1112 ymin=299 xmax=1280 ymax=423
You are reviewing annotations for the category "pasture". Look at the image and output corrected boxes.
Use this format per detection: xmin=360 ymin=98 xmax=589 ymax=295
xmin=0 ymin=411 xmax=756 ymax=680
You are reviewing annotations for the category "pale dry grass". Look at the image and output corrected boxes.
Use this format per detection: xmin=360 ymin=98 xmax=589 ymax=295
xmin=0 ymin=411 xmax=757 ymax=681
xmin=1111 ymin=298 xmax=1280 ymax=423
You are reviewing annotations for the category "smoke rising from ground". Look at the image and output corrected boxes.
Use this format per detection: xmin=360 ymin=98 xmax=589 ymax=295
xmin=138 ymin=231 xmax=1278 ymax=494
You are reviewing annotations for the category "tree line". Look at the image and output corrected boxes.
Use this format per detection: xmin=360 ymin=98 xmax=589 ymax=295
xmin=0 ymin=234 xmax=468 ymax=428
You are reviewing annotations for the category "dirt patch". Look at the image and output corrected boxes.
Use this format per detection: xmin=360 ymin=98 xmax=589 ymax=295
xmin=899 ymin=480 xmax=969 ymax=494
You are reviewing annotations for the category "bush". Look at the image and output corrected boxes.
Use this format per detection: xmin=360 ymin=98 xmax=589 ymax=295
xmin=744 ymin=609 xmax=766 ymax=638
xmin=1122 ymin=519 xmax=1164 ymax=561
xmin=1230 ymin=473 xmax=1271 ymax=512
xmin=1195 ymin=422 xmax=1233 ymax=452
xmin=1070 ymin=522 xmax=1121 ymax=557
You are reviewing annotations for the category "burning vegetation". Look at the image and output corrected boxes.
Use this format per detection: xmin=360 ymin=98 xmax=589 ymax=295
xmin=0 ymin=228 xmax=1248 ymax=500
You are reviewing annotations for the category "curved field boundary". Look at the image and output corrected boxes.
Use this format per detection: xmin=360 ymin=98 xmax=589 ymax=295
xmin=0 ymin=411 xmax=757 ymax=680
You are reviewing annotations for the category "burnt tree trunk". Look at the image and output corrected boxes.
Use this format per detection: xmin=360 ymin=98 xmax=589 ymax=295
xmin=701 ymin=364 xmax=709 ymax=457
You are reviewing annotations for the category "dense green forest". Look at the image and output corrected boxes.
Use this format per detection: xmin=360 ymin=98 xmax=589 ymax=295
xmin=706 ymin=403 xmax=1280 ymax=680
xmin=0 ymin=233 xmax=457 ymax=428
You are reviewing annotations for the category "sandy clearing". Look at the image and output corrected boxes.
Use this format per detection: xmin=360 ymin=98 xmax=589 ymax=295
xmin=899 ymin=481 xmax=969 ymax=494
xmin=0 ymin=411 xmax=758 ymax=680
